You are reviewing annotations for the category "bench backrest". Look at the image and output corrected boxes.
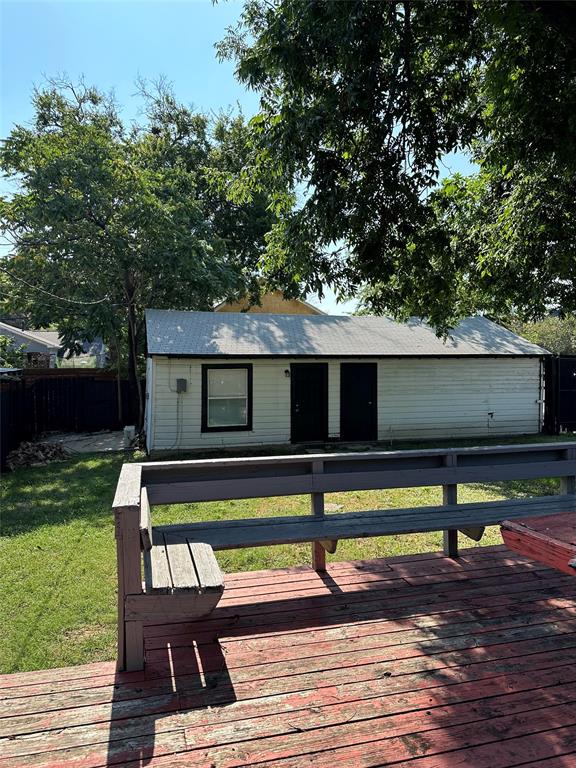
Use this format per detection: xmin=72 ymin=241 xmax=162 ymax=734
xmin=140 ymin=443 xmax=576 ymax=506
xmin=140 ymin=487 xmax=153 ymax=551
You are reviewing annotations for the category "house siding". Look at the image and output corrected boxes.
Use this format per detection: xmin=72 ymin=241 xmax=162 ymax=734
xmin=215 ymin=290 xmax=322 ymax=315
xmin=148 ymin=356 xmax=542 ymax=451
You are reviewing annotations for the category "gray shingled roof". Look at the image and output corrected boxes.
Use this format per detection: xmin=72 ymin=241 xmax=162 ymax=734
xmin=0 ymin=322 xmax=60 ymax=352
xmin=145 ymin=310 xmax=549 ymax=358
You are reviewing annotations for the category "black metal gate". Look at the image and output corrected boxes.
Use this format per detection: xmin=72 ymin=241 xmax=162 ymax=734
xmin=544 ymin=355 xmax=576 ymax=433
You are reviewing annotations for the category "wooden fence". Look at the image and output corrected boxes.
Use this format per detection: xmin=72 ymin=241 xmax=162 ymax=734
xmin=0 ymin=369 xmax=139 ymax=468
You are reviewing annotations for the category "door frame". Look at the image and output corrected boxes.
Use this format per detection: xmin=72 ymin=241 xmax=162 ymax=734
xmin=339 ymin=362 xmax=378 ymax=442
xmin=290 ymin=362 xmax=329 ymax=443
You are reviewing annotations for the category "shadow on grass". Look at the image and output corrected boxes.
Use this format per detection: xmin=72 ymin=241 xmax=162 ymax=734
xmin=468 ymin=477 xmax=560 ymax=500
xmin=1 ymin=453 xmax=128 ymax=537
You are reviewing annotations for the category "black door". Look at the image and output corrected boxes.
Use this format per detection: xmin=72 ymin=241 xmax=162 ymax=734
xmin=340 ymin=363 xmax=377 ymax=441
xmin=290 ymin=363 xmax=328 ymax=443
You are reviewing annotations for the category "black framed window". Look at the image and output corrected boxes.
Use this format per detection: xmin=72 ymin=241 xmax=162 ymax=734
xmin=201 ymin=364 xmax=253 ymax=432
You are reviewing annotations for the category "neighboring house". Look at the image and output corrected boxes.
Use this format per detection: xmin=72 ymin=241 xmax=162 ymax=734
xmin=0 ymin=322 xmax=108 ymax=368
xmin=44 ymin=333 xmax=108 ymax=368
xmin=144 ymin=310 xmax=549 ymax=454
xmin=215 ymin=290 xmax=325 ymax=315
xmin=0 ymin=322 xmax=60 ymax=368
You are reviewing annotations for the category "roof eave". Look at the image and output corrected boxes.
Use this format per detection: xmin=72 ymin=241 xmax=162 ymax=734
xmin=149 ymin=351 xmax=548 ymax=359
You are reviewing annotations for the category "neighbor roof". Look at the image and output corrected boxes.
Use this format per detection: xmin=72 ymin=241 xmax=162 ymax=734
xmin=0 ymin=322 xmax=60 ymax=351
xmin=145 ymin=310 xmax=548 ymax=358
xmin=30 ymin=329 xmax=61 ymax=347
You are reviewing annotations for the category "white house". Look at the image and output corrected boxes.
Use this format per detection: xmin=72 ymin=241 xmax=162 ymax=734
xmin=144 ymin=310 xmax=549 ymax=454
xmin=0 ymin=322 xmax=108 ymax=368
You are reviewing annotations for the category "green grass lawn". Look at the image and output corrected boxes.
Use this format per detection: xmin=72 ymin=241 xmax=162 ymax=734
xmin=0 ymin=444 xmax=564 ymax=673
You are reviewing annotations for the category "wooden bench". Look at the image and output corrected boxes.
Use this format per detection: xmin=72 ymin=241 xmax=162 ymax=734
xmin=113 ymin=475 xmax=224 ymax=671
xmin=140 ymin=488 xmax=224 ymax=600
xmin=113 ymin=442 xmax=576 ymax=671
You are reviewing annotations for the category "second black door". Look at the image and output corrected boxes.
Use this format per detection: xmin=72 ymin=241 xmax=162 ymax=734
xmin=290 ymin=363 xmax=328 ymax=443
xmin=340 ymin=363 xmax=377 ymax=441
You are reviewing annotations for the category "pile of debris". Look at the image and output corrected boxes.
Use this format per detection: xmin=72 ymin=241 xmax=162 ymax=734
xmin=7 ymin=441 xmax=69 ymax=470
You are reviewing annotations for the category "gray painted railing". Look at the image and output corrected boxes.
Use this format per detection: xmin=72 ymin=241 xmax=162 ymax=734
xmin=113 ymin=441 xmax=576 ymax=670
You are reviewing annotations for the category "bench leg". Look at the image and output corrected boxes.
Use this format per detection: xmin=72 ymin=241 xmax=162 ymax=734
xmin=443 ymin=529 xmax=459 ymax=559
xmin=312 ymin=541 xmax=326 ymax=572
xmin=124 ymin=621 xmax=145 ymax=672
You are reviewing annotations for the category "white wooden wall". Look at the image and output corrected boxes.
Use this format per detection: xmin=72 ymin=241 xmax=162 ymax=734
xmin=147 ymin=356 xmax=542 ymax=451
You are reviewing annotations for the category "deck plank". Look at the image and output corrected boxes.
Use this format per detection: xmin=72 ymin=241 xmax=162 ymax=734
xmin=1 ymin=547 xmax=575 ymax=768
xmin=3 ymin=609 xmax=576 ymax=727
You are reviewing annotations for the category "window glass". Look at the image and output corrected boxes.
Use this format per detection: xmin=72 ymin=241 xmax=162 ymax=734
xmin=208 ymin=398 xmax=247 ymax=427
xmin=206 ymin=368 xmax=249 ymax=427
xmin=208 ymin=369 xmax=247 ymax=398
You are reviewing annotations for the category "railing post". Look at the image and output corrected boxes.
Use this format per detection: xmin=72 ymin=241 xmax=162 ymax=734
xmin=560 ymin=448 xmax=576 ymax=495
xmin=442 ymin=453 xmax=459 ymax=559
xmin=113 ymin=463 xmax=144 ymax=672
xmin=311 ymin=460 xmax=326 ymax=572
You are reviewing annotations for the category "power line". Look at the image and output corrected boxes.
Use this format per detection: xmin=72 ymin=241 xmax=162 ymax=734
xmin=0 ymin=266 xmax=110 ymax=306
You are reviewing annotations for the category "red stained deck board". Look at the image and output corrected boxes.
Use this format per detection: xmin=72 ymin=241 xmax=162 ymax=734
xmin=3 ymin=664 xmax=576 ymax=761
xmin=3 ymin=595 xmax=574 ymax=707
xmin=143 ymin=600 xmax=576 ymax=652
xmin=143 ymin=573 xmax=575 ymax=646
xmin=1 ymin=548 xmax=575 ymax=768
xmin=502 ymin=512 xmax=576 ymax=576
xmin=3 ymin=609 xmax=576 ymax=731
xmin=248 ymin=723 xmax=576 ymax=768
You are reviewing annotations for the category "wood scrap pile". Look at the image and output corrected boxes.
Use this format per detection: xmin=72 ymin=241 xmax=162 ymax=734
xmin=7 ymin=441 xmax=68 ymax=470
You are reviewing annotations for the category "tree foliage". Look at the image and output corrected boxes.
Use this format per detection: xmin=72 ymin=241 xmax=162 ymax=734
xmin=0 ymin=335 xmax=27 ymax=368
xmin=220 ymin=0 xmax=576 ymax=331
xmin=0 ymin=80 xmax=275 ymax=420
xmin=507 ymin=314 xmax=576 ymax=356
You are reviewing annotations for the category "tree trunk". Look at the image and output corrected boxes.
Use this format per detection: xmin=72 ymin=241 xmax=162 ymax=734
xmin=127 ymin=307 xmax=144 ymax=428
xmin=114 ymin=338 xmax=123 ymax=424
xmin=124 ymin=272 xmax=144 ymax=429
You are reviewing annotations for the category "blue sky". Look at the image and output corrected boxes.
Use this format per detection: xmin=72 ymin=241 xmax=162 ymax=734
xmin=1 ymin=0 xmax=475 ymax=314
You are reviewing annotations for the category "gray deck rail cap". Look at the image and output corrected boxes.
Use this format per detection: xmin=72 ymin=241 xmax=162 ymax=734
xmin=113 ymin=463 xmax=142 ymax=509
xmin=140 ymin=441 xmax=576 ymax=476
xmin=145 ymin=310 xmax=550 ymax=358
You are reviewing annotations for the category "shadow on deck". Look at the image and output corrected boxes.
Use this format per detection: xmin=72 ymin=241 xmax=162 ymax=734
xmin=1 ymin=545 xmax=576 ymax=767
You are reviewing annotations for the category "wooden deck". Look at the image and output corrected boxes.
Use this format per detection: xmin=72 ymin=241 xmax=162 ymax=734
xmin=1 ymin=545 xmax=576 ymax=767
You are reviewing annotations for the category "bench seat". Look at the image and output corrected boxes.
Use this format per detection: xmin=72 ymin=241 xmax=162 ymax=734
xmin=134 ymin=489 xmax=225 ymax=627
xmin=155 ymin=494 xmax=576 ymax=551
xmin=144 ymin=535 xmax=224 ymax=595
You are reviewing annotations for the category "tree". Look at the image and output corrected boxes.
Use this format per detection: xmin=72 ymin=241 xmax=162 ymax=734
xmin=219 ymin=0 xmax=576 ymax=332
xmin=507 ymin=315 xmax=576 ymax=356
xmin=0 ymin=335 xmax=26 ymax=368
xmin=0 ymin=80 xmax=276 ymax=422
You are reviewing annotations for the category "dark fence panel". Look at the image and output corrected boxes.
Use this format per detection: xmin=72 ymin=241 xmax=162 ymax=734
xmin=558 ymin=356 xmax=576 ymax=432
xmin=0 ymin=370 xmax=140 ymax=469
xmin=0 ymin=377 xmax=33 ymax=469
xmin=543 ymin=355 xmax=576 ymax=434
